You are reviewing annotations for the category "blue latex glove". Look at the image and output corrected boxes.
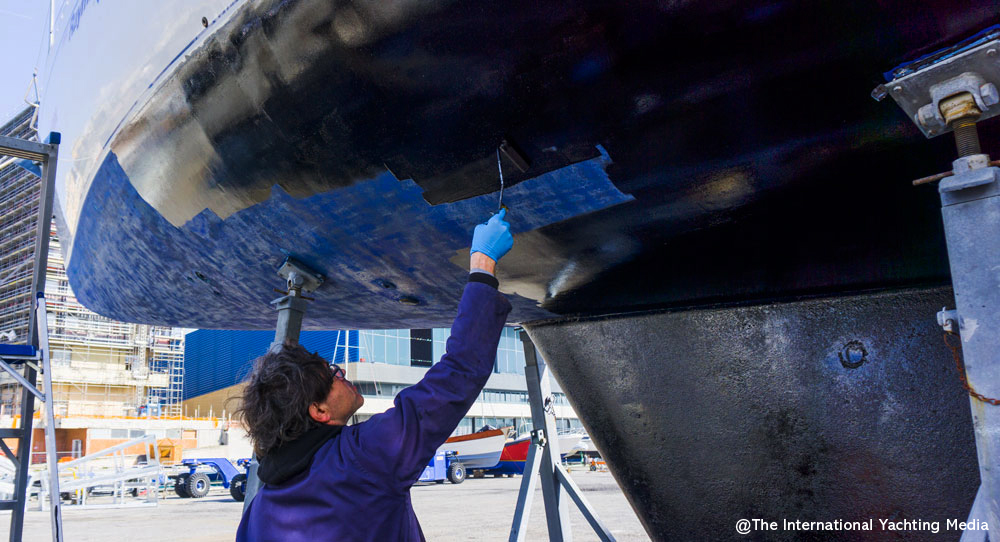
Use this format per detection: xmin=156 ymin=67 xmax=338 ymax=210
xmin=471 ymin=208 xmax=513 ymax=262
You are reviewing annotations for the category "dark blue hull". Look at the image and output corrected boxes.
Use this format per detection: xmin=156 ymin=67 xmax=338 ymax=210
xmin=68 ymin=149 xmax=629 ymax=329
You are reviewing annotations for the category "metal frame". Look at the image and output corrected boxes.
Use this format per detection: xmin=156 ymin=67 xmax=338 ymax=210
xmin=0 ymin=133 xmax=61 ymax=542
xmin=936 ymin=152 xmax=1000 ymax=535
xmin=49 ymin=435 xmax=162 ymax=509
xmin=881 ymin=40 xmax=1000 ymax=538
xmin=36 ymin=297 xmax=62 ymax=535
xmin=510 ymin=330 xmax=615 ymax=542
xmin=872 ymin=33 xmax=1000 ymax=540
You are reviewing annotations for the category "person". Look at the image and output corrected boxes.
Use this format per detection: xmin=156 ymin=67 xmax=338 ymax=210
xmin=235 ymin=209 xmax=514 ymax=541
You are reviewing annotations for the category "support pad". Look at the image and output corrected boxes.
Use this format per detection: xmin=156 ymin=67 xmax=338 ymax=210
xmin=878 ymin=31 xmax=1000 ymax=137
xmin=276 ymin=257 xmax=324 ymax=293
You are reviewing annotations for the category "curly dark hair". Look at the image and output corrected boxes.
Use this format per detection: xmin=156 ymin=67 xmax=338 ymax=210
xmin=235 ymin=344 xmax=333 ymax=458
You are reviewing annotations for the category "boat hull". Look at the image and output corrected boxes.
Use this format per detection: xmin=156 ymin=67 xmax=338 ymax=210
xmin=40 ymin=0 xmax=984 ymax=329
xmin=439 ymin=429 xmax=506 ymax=470
xmin=37 ymin=2 xmax=995 ymax=541
xmin=484 ymin=433 xmax=584 ymax=475
xmin=485 ymin=438 xmax=532 ymax=476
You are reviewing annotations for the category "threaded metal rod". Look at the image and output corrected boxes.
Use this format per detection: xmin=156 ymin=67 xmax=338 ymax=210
xmin=953 ymin=119 xmax=982 ymax=157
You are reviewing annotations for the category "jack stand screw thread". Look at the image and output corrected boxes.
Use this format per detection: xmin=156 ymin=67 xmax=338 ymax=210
xmin=953 ymin=119 xmax=982 ymax=157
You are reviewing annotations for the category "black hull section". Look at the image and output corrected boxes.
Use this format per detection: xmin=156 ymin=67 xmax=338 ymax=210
xmin=53 ymin=0 xmax=999 ymax=328
xmin=525 ymin=287 xmax=978 ymax=541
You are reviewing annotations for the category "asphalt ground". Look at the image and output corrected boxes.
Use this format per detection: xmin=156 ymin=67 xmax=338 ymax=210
xmin=2 ymin=470 xmax=650 ymax=541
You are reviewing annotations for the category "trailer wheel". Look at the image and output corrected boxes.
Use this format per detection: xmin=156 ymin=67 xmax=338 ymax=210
xmin=187 ymin=473 xmax=211 ymax=498
xmin=447 ymin=462 xmax=466 ymax=484
xmin=174 ymin=474 xmax=191 ymax=498
xmin=230 ymin=473 xmax=247 ymax=502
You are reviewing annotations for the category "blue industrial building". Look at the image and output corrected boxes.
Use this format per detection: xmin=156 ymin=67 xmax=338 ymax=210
xmin=184 ymin=329 xmax=360 ymax=400
xmin=183 ymin=328 xmax=580 ymax=435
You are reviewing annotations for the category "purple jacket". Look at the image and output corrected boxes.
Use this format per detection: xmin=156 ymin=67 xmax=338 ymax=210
xmin=236 ymin=281 xmax=511 ymax=541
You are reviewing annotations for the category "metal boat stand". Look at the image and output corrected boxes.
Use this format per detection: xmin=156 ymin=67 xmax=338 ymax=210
xmin=242 ymin=258 xmax=324 ymax=510
xmin=509 ymin=330 xmax=615 ymax=542
xmin=879 ymin=33 xmax=1000 ymax=540
xmin=0 ymin=133 xmax=62 ymax=542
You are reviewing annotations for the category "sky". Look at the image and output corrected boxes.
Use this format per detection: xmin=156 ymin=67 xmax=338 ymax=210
xmin=0 ymin=1 xmax=54 ymax=122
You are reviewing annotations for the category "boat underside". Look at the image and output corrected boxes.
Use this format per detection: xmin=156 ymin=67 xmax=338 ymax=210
xmin=38 ymin=1 xmax=997 ymax=540
xmin=44 ymin=0 xmax=980 ymax=330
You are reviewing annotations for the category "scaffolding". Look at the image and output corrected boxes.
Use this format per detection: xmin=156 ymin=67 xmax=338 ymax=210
xmin=42 ymin=233 xmax=185 ymax=418
xmin=0 ymin=108 xmax=40 ymax=347
xmin=147 ymin=327 xmax=184 ymax=418
xmin=0 ymin=107 xmax=184 ymax=421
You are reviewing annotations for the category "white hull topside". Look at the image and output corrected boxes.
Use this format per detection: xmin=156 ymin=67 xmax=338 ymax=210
xmin=438 ymin=431 xmax=506 ymax=469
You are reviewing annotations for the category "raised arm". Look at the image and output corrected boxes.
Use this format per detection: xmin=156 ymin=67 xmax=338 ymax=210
xmin=344 ymin=210 xmax=513 ymax=486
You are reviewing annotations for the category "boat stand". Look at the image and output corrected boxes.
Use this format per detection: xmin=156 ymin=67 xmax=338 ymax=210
xmin=0 ymin=133 xmax=63 ymax=542
xmin=242 ymin=258 xmax=324 ymax=510
xmin=509 ymin=330 xmax=615 ymax=542
xmin=879 ymin=35 xmax=1000 ymax=540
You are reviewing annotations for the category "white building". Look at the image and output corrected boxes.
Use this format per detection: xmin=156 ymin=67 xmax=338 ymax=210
xmin=183 ymin=327 xmax=582 ymax=436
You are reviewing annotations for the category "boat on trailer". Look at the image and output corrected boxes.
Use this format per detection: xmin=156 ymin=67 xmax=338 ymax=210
xmin=437 ymin=429 xmax=506 ymax=470
xmin=484 ymin=432 xmax=585 ymax=476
